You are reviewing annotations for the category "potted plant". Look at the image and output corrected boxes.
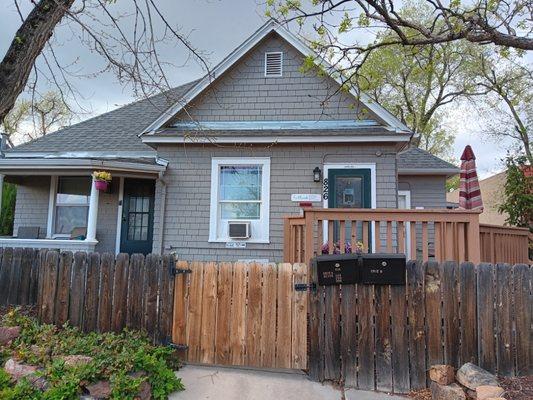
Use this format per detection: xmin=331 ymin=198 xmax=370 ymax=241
xmin=92 ymin=171 xmax=112 ymax=191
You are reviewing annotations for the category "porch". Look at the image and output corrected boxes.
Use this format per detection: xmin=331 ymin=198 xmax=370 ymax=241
xmin=284 ymin=208 xmax=530 ymax=265
xmin=0 ymin=156 xmax=165 ymax=254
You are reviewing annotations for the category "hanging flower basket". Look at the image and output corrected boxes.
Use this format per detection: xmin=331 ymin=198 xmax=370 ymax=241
xmin=92 ymin=171 xmax=112 ymax=191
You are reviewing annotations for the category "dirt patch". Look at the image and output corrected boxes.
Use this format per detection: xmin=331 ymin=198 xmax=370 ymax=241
xmin=499 ymin=375 xmax=533 ymax=400
xmin=408 ymin=389 xmax=431 ymax=400
xmin=0 ymin=305 xmax=37 ymax=319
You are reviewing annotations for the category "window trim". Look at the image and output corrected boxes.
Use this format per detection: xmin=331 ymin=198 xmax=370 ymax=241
xmin=209 ymin=157 xmax=270 ymax=243
xmin=264 ymin=51 xmax=283 ymax=77
xmin=47 ymin=175 xmax=91 ymax=238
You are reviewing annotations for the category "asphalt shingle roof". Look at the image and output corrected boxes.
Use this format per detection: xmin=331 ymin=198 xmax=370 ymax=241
xmin=398 ymin=147 xmax=458 ymax=171
xmin=9 ymin=80 xmax=199 ymax=153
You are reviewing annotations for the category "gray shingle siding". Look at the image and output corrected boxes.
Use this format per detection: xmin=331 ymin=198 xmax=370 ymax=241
xmin=13 ymin=177 xmax=50 ymax=238
xmin=172 ymin=33 xmax=379 ymax=124
xmin=152 ymin=143 xmax=398 ymax=261
xmin=398 ymin=175 xmax=447 ymax=209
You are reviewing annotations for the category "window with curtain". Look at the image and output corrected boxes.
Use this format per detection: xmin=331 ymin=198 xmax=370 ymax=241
xmin=54 ymin=177 xmax=91 ymax=235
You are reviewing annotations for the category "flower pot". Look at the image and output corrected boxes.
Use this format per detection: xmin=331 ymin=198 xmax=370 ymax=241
xmin=95 ymin=180 xmax=109 ymax=191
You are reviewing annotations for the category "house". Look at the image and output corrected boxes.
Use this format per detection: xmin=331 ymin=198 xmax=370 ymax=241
xmin=0 ymin=20 xmax=458 ymax=262
xmin=447 ymin=171 xmax=508 ymax=226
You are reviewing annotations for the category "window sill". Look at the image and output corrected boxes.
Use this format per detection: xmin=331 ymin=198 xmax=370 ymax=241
xmin=208 ymin=238 xmax=271 ymax=244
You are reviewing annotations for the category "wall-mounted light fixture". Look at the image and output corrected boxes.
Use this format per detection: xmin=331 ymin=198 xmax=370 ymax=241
xmin=313 ymin=166 xmax=322 ymax=182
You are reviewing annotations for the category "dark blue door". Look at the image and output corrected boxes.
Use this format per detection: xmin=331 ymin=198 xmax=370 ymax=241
xmin=120 ymin=179 xmax=155 ymax=255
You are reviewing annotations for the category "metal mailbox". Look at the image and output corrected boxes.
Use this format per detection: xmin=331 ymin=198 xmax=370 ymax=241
xmin=360 ymin=253 xmax=406 ymax=285
xmin=314 ymin=253 xmax=360 ymax=286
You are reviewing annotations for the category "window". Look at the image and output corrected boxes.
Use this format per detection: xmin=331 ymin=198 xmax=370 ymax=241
xmin=210 ymin=158 xmax=270 ymax=242
xmin=54 ymin=177 xmax=91 ymax=235
xmin=264 ymin=52 xmax=283 ymax=77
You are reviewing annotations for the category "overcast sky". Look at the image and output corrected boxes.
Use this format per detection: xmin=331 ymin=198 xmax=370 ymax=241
xmin=0 ymin=0 xmax=518 ymax=178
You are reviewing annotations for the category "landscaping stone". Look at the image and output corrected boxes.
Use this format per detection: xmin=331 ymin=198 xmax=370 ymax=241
xmin=130 ymin=371 xmax=151 ymax=400
xmin=430 ymin=382 xmax=467 ymax=400
xmin=86 ymin=380 xmax=112 ymax=399
xmin=465 ymin=389 xmax=477 ymax=399
xmin=4 ymin=358 xmax=38 ymax=380
xmin=430 ymin=365 xmax=456 ymax=385
xmin=475 ymin=386 xmax=504 ymax=400
xmin=0 ymin=326 xmax=21 ymax=345
xmin=456 ymin=363 xmax=499 ymax=390
xmin=60 ymin=355 xmax=93 ymax=367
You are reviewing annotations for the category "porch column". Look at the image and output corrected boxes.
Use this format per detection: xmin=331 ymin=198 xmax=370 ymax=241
xmin=86 ymin=178 xmax=99 ymax=241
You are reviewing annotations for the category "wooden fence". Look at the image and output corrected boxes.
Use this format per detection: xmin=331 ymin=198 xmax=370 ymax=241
xmin=0 ymin=247 xmax=40 ymax=306
xmin=37 ymin=250 xmax=175 ymax=343
xmin=172 ymin=261 xmax=308 ymax=370
xmin=308 ymin=261 xmax=532 ymax=393
xmin=480 ymin=224 xmax=530 ymax=264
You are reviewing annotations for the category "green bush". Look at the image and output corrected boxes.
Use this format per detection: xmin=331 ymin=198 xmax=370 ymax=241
xmin=0 ymin=309 xmax=184 ymax=399
xmin=0 ymin=182 xmax=16 ymax=236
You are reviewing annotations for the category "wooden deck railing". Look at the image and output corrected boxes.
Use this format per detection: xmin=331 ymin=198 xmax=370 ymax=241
xmin=480 ymin=223 xmax=530 ymax=264
xmin=284 ymin=208 xmax=483 ymax=264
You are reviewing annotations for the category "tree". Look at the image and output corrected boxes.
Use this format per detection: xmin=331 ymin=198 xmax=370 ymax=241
xmin=0 ymin=0 xmax=209 ymax=125
xmin=0 ymin=183 xmax=16 ymax=236
xmin=0 ymin=99 xmax=30 ymax=147
xmin=473 ymin=50 xmax=532 ymax=163
xmin=499 ymin=156 xmax=532 ymax=230
xmin=27 ymin=91 xmax=73 ymax=140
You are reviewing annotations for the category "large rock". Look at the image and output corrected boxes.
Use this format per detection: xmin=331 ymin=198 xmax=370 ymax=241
xmin=430 ymin=365 xmax=455 ymax=385
xmin=4 ymin=358 xmax=38 ymax=380
xmin=86 ymin=380 xmax=112 ymax=399
xmin=456 ymin=363 xmax=498 ymax=390
xmin=475 ymin=386 xmax=504 ymax=400
xmin=430 ymin=382 xmax=467 ymax=400
xmin=130 ymin=371 xmax=151 ymax=400
xmin=0 ymin=326 xmax=21 ymax=345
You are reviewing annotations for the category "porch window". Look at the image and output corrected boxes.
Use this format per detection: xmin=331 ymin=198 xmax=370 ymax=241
xmin=54 ymin=177 xmax=91 ymax=235
xmin=209 ymin=158 xmax=270 ymax=242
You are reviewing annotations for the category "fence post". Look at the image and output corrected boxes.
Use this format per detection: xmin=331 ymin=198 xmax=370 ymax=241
xmin=283 ymin=217 xmax=291 ymax=263
xmin=466 ymin=213 xmax=481 ymax=264
xmin=304 ymin=210 xmax=314 ymax=267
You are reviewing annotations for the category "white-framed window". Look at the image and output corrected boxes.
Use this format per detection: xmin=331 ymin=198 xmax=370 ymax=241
xmin=50 ymin=176 xmax=91 ymax=236
xmin=209 ymin=158 xmax=270 ymax=243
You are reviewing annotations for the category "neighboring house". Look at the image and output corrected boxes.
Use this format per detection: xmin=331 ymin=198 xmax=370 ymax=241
xmin=447 ymin=171 xmax=509 ymax=226
xmin=0 ymin=20 xmax=458 ymax=262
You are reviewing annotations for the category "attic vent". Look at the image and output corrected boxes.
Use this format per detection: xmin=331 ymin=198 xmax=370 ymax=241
xmin=264 ymin=52 xmax=283 ymax=77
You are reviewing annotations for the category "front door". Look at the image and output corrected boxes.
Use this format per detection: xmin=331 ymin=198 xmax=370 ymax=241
xmin=120 ymin=179 xmax=155 ymax=255
xmin=327 ymin=168 xmax=372 ymax=247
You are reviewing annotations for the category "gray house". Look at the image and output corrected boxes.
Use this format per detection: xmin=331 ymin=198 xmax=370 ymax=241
xmin=0 ymin=20 xmax=457 ymax=262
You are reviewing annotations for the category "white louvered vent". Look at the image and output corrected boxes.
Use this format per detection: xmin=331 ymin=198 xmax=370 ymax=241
xmin=264 ymin=52 xmax=283 ymax=77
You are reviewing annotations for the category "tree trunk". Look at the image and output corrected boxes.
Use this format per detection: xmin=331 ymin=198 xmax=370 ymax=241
xmin=0 ymin=0 xmax=75 ymax=124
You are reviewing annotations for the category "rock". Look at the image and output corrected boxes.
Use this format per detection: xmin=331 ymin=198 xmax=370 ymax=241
xmin=4 ymin=358 xmax=38 ymax=380
xmin=456 ymin=363 xmax=499 ymax=390
xmin=0 ymin=326 xmax=21 ymax=345
xmin=466 ymin=389 xmax=477 ymax=399
xmin=430 ymin=382 xmax=467 ymax=400
xmin=475 ymin=386 xmax=504 ymax=400
xmin=59 ymin=355 xmax=93 ymax=367
xmin=86 ymin=380 xmax=112 ymax=399
xmin=483 ymin=398 xmax=505 ymax=400
xmin=430 ymin=365 xmax=456 ymax=385
xmin=129 ymin=371 xmax=151 ymax=400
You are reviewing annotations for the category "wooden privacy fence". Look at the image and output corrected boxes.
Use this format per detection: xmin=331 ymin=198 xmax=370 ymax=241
xmin=308 ymin=261 xmax=532 ymax=394
xmin=37 ymin=250 xmax=175 ymax=343
xmin=0 ymin=247 xmax=40 ymax=306
xmin=480 ymin=224 xmax=530 ymax=264
xmin=172 ymin=261 xmax=308 ymax=370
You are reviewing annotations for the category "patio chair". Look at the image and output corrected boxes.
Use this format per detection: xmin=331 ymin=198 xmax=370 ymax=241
xmin=17 ymin=226 xmax=40 ymax=239
xmin=70 ymin=227 xmax=87 ymax=240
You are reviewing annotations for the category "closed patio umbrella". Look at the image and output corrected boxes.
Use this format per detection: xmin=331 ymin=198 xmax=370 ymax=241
xmin=459 ymin=145 xmax=483 ymax=210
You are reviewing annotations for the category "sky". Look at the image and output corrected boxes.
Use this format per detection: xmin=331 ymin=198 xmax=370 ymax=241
xmin=0 ymin=0 xmax=522 ymax=178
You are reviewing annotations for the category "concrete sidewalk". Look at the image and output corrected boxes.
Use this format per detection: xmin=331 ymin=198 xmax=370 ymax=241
xmin=170 ymin=364 xmax=407 ymax=400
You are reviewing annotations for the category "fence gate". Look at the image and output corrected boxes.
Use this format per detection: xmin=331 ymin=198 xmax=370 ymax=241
xmin=171 ymin=261 xmax=308 ymax=370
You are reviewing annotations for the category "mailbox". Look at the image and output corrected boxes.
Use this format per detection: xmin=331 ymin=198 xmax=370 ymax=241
xmin=314 ymin=253 xmax=360 ymax=286
xmin=360 ymin=253 xmax=406 ymax=285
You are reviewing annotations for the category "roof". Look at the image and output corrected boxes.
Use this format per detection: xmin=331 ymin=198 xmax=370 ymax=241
xmin=7 ymin=80 xmax=198 ymax=154
xmin=142 ymin=19 xmax=412 ymax=137
xmin=397 ymin=147 xmax=459 ymax=176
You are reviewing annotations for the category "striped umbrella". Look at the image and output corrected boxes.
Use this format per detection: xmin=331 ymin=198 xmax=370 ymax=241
xmin=459 ymin=145 xmax=483 ymax=210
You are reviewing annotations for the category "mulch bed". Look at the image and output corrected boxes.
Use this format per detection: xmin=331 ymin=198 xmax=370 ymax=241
xmin=0 ymin=305 xmax=37 ymax=320
xmin=499 ymin=375 xmax=533 ymax=400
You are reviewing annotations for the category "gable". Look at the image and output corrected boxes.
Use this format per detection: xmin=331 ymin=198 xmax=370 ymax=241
xmin=168 ymin=32 xmax=379 ymax=125
xmin=142 ymin=20 xmax=411 ymax=137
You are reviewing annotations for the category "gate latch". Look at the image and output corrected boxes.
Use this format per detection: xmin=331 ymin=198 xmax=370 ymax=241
xmin=294 ymin=283 xmax=316 ymax=292
xmin=170 ymin=267 xmax=192 ymax=276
